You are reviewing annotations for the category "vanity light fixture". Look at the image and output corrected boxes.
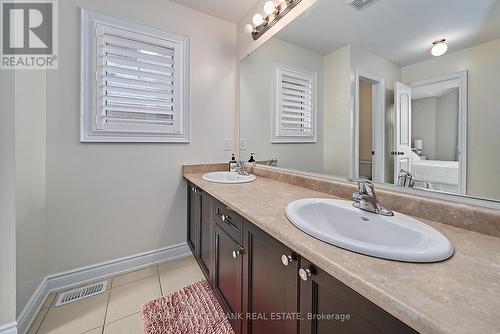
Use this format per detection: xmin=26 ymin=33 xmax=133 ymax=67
xmin=244 ymin=24 xmax=255 ymax=34
xmin=431 ymin=39 xmax=448 ymax=57
xmin=264 ymin=1 xmax=278 ymax=15
xmin=252 ymin=13 xmax=265 ymax=26
xmin=245 ymin=0 xmax=302 ymax=41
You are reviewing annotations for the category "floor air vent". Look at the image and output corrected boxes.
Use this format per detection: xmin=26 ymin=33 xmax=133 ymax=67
xmin=55 ymin=280 xmax=107 ymax=307
xmin=346 ymin=0 xmax=378 ymax=10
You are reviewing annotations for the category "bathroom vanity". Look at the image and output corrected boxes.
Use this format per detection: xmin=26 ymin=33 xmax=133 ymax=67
xmin=187 ymin=180 xmax=416 ymax=334
xmin=184 ymin=164 xmax=500 ymax=334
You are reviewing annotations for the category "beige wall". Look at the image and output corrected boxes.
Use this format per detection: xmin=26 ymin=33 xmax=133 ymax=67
xmin=240 ymin=38 xmax=324 ymax=173
xmin=412 ymin=97 xmax=438 ymax=159
xmin=323 ymin=45 xmax=352 ymax=176
xmin=436 ymin=89 xmax=459 ymax=161
xmin=323 ymin=45 xmax=401 ymax=179
xmin=43 ymin=0 xmax=236 ymax=273
xmin=0 ymin=70 xmax=17 ymax=327
xmin=412 ymin=90 xmax=459 ymax=161
xmin=350 ymin=45 xmax=401 ymax=183
xmin=15 ymin=71 xmax=49 ymax=315
xmin=359 ymin=79 xmax=372 ymax=179
xmin=359 ymin=79 xmax=373 ymax=162
xmin=402 ymin=39 xmax=500 ymax=199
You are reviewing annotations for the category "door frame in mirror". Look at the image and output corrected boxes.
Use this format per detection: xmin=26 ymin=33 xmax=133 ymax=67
xmin=353 ymin=69 xmax=385 ymax=183
xmin=409 ymin=70 xmax=468 ymax=195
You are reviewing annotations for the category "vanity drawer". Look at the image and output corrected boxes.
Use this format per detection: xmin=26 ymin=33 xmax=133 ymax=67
xmin=213 ymin=200 xmax=243 ymax=244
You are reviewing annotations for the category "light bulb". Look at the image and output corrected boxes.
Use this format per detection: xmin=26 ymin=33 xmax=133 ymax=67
xmin=264 ymin=1 xmax=277 ymax=15
xmin=252 ymin=13 xmax=265 ymax=26
xmin=244 ymin=24 xmax=254 ymax=34
xmin=431 ymin=39 xmax=448 ymax=57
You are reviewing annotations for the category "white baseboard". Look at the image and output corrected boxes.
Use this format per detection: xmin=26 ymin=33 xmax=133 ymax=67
xmin=0 ymin=322 xmax=17 ymax=334
xmin=16 ymin=242 xmax=190 ymax=334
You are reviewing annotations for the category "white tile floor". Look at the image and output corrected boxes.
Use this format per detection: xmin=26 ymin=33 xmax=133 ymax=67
xmin=28 ymin=255 xmax=204 ymax=334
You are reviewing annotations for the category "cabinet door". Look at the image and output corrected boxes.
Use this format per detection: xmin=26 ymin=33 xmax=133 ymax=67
xmin=299 ymin=258 xmax=418 ymax=334
xmin=214 ymin=224 xmax=243 ymax=334
xmin=187 ymin=183 xmax=199 ymax=256
xmin=242 ymin=222 xmax=299 ymax=334
xmin=198 ymin=190 xmax=213 ymax=281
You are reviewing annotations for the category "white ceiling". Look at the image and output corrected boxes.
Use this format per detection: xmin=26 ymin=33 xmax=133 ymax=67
xmin=276 ymin=0 xmax=500 ymax=66
xmin=169 ymin=0 xmax=259 ymax=23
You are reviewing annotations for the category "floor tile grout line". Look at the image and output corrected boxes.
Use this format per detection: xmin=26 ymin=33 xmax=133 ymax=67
xmin=103 ymin=311 xmax=141 ymax=327
xmin=157 ymin=268 xmax=164 ymax=296
xmin=111 ymin=271 xmax=159 ymax=289
xmin=79 ymin=325 xmax=104 ymax=334
xmin=105 ymin=275 xmax=161 ymax=325
xmin=100 ymin=284 xmax=112 ymax=333
xmin=157 ymin=261 xmax=198 ymax=276
xmin=33 ymin=307 xmax=50 ymax=334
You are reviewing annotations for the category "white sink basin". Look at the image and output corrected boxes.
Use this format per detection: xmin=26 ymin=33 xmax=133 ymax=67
xmin=285 ymin=198 xmax=454 ymax=262
xmin=202 ymin=171 xmax=256 ymax=184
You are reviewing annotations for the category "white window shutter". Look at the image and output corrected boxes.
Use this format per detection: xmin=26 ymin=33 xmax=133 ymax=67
xmin=81 ymin=9 xmax=190 ymax=142
xmin=273 ymin=65 xmax=317 ymax=143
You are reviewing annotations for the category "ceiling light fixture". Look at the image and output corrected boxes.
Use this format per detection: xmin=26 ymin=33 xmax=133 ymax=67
xmin=431 ymin=39 xmax=448 ymax=57
xmin=245 ymin=0 xmax=302 ymax=40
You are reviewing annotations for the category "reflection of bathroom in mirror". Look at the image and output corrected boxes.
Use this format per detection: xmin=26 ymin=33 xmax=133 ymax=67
xmin=239 ymin=0 xmax=500 ymax=202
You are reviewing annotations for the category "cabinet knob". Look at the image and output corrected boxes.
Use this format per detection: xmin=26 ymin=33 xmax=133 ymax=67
xmin=281 ymin=254 xmax=294 ymax=266
xmin=232 ymin=250 xmax=242 ymax=258
xmin=221 ymin=215 xmax=226 ymax=222
xmin=299 ymin=268 xmax=312 ymax=281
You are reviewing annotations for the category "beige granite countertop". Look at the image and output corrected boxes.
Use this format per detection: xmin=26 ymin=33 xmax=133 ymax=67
xmin=185 ymin=172 xmax=500 ymax=334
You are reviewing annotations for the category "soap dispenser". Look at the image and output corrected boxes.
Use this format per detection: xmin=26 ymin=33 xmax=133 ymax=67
xmin=229 ymin=154 xmax=238 ymax=172
xmin=248 ymin=153 xmax=256 ymax=163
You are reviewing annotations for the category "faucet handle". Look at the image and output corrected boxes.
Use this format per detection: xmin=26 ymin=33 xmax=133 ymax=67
xmin=236 ymin=160 xmax=249 ymax=176
xmin=347 ymin=177 xmax=373 ymax=194
xmin=347 ymin=177 xmax=372 ymax=184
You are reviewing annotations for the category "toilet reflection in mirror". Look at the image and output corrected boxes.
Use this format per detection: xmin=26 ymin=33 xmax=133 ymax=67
xmin=239 ymin=0 xmax=500 ymax=202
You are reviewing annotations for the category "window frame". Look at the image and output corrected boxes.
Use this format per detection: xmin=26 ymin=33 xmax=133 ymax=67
xmin=272 ymin=63 xmax=317 ymax=143
xmin=80 ymin=9 xmax=190 ymax=143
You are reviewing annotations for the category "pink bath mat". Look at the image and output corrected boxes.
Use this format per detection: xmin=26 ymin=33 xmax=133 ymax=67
xmin=142 ymin=280 xmax=235 ymax=334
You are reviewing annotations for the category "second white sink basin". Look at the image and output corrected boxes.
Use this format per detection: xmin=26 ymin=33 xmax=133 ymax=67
xmin=202 ymin=171 xmax=256 ymax=184
xmin=285 ymin=198 xmax=454 ymax=262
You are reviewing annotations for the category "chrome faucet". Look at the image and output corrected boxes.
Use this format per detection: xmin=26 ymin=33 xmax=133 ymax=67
xmin=235 ymin=161 xmax=249 ymax=176
xmin=349 ymin=178 xmax=394 ymax=216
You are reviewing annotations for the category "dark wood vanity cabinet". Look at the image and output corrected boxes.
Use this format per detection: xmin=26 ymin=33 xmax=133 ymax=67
xmin=198 ymin=190 xmax=213 ymax=280
xmin=298 ymin=258 xmax=418 ymax=334
xmin=214 ymin=224 xmax=243 ymax=334
xmin=187 ymin=182 xmax=212 ymax=281
xmin=187 ymin=183 xmax=199 ymax=256
xmin=242 ymin=222 xmax=299 ymax=334
xmin=186 ymin=183 xmax=418 ymax=334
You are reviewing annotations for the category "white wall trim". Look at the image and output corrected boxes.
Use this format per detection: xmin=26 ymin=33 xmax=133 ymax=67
xmin=80 ymin=8 xmax=191 ymax=143
xmin=16 ymin=243 xmax=190 ymax=334
xmin=272 ymin=63 xmax=318 ymax=143
xmin=353 ymin=68 xmax=385 ymax=182
xmin=0 ymin=322 xmax=17 ymax=334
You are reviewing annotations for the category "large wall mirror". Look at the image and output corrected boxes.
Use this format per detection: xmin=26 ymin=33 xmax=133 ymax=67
xmin=240 ymin=0 xmax=500 ymax=203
